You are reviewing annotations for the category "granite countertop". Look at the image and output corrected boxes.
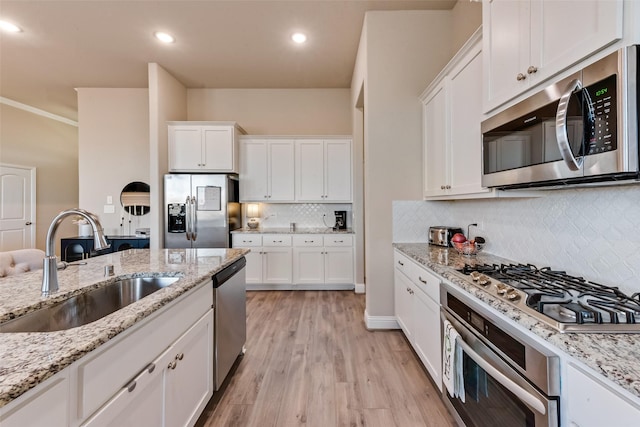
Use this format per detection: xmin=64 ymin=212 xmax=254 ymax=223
xmin=393 ymin=243 xmax=640 ymax=401
xmin=0 ymin=247 xmax=249 ymax=408
xmin=232 ymin=227 xmax=354 ymax=234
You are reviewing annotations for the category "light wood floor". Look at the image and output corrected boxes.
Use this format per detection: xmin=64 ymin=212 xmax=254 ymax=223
xmin=196 ymin=290 xmax=456 ymax=427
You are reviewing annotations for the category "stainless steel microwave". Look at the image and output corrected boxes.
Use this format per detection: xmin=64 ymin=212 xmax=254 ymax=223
xmin=481 ymin=46 xmax=639 ymax=190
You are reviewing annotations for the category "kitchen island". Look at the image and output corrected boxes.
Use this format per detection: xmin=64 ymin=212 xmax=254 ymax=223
xmin=0 ymin=247 xmax=248 ymax=414
xmin=394 ymin=243 xmax=640 ymax=423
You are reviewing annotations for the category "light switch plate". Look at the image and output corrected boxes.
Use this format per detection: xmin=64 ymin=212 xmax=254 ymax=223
xmin=104 ymin=204 xmax=115 ymax=214
xmin=106 ymin=195 xmax=113 ymax=204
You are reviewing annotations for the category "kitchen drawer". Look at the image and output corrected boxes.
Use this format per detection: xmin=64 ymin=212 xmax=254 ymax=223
xmin=232 ymin=234 xmax=262 ymax=247
xmin=323 ymin=235 xmax=353 ymax=247
xmin=408 ymin=264 xmax=440 ymax=302
xmin=261 ymin=234 xmax=292 ymax=247
xmin=292 ymin=235 xmax=323 ymax=247
xmin=394 ymin=250 xmax=412 ymax=277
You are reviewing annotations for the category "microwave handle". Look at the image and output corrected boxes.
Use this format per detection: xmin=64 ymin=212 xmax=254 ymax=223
xmin=555 ymin=78 xmax=585 ymax=171
xmin=455 ymin=334 xmax=547 ymax=416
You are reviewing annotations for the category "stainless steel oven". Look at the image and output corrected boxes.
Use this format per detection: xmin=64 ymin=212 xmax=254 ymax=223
xmin=441 ymin=282 xmax=560 ymax=427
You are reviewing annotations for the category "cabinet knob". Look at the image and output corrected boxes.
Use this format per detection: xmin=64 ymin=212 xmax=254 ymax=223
xmin=25 ymin=221 xmax=32 ymax=226
xmin=168 ymin=361 xmax=177 ymax=370
xmin=527 ymin=65 xmax=538 ymax=74
xmin=516 ymin=73 xmax=527 ymax=81
xmin=440 ymin=185 xmax=445 ymax=190
xmin=398 ymin=261 xmax=404 ymax=266
xmin=419 ymin=276 xmax=427 ymax=284
xmin=175 ymin=353 xmax=184 ymax=361
xmin=446 ymin=185 xmax=451 ymax=189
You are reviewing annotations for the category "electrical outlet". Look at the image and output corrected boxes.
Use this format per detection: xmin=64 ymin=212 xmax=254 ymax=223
xmin=104 ymin=204 xmax=116 ymax=214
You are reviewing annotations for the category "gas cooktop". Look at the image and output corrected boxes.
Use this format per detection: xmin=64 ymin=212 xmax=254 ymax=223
xmin=457 ymin=263 xmax=640 ymax=333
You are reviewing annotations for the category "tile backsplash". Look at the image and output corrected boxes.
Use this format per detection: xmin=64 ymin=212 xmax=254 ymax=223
xmin=245 ymin=203 xmax=352 ymax=229
xmin=393 ymin=185 xmax=640 ymax=295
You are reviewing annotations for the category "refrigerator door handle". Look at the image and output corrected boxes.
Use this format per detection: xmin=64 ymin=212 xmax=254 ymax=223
xmin=185 ymin=195 xmax=192 ymax=241
xmin=191 ymin=196 xmax=197 ymax=241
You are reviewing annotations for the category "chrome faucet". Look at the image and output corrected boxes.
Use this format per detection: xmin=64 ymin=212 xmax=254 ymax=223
xmin=42 ymin=208 xmax=110 ymax=296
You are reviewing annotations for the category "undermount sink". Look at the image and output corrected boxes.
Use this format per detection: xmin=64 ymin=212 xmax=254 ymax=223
xmin=0 ymin=276 xmax=180 ymax=333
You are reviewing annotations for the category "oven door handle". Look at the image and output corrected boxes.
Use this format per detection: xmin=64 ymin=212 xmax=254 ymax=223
xmin=555 ymin=78 xmax=584 ymax=172
xmin=456 ymin=336 xmax=547 ymax=416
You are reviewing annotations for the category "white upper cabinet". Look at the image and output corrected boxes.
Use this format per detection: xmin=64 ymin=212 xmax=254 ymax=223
xmin=483 ymin=0 xmax=623 ymax=112
xmin=168 ymin=122 xmax=245 ymax=172
xmin=295 ymin=139 xmax=352 ymax=202
xmin=239 ymin=139 xmax=295 ymax=202
xmin=422 ymin=30 xmax=489 ymax=199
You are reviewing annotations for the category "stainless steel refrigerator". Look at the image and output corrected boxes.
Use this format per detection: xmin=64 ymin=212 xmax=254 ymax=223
xmin=164 ymin=174 xmax=241 ymax=248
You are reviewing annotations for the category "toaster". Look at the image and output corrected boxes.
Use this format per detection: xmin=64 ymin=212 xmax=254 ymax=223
xmin=428 ymin=226 xmax=463 ymax=247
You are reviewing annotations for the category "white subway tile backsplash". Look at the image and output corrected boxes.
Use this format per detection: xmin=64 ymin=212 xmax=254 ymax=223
xmin=393 ymin=185 xmax=640 ymax=295
xmin=250 ymin=203 xmax=352 ymax=229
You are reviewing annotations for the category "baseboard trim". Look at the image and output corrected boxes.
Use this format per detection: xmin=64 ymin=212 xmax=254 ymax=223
xmin=246 ymin=283 xmax=355 ymax=291
xmin=354 ymin=283 xmax=365 ymax=294
xmin=364 ymin=310 xmax=400 ymax=330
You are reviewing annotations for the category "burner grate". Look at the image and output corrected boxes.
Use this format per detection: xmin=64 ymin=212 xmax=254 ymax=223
xmin=459 ymin=263 xmax=640 ymax=327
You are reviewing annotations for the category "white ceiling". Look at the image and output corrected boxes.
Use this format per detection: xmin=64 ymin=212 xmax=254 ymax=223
xmin=0 ymin=0 xmax=456 ymax=121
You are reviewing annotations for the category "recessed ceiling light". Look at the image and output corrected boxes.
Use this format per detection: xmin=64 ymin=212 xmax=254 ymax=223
xmin=0 ymin=20 xmax=22 ymax=33
xmin=154 ymin=31 xmax=175 ymax=43
xmin=291 ymin=33 xmax=307 ymax=44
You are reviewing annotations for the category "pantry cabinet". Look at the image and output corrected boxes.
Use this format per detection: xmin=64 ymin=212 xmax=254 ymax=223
xmin=239 ymin=139 xmax=295 ymax=202
xmin=422 ymin=30 xmax=489 ymax=199
xmin=295 ymin=139 xmax=352 ymax=202
xmin=393 ymin=250 xmax=442 ymax=390
xmin=483 ymin=0 xmax=623 ymax=111
xmin=168 ymin=121 xmax=245 ymax=172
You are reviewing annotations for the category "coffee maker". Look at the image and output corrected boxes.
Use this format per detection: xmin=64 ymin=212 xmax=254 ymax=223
xmin=333 ymin=211 xmax=347 ymax=230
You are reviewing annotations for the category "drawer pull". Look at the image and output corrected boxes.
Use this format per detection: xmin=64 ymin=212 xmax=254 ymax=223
xmin=398 ymin=261 xmax=404 ymax=266
xmin=274 ymin=240 xmax=283 ymax=243
xmin=146 ymin=363 xmax=155 ymax=374
xmin=334 ymin=240 xmax=344 ymax=243
xmin=126 ymin=380 xmax=137 ymax=393
xmin=304 ymin=240 xmax=315 ymax=243
xmin=419 ymin=277 xmax=427 ymax=284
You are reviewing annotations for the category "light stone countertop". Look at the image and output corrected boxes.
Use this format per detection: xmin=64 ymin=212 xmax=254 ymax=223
xmin=231 ymin=227 xmax=354 ymax=234
xmin=0 ymin=247 xmax=249 ymax=408
xmin=393 ymin=243 xmax=640 ymax=401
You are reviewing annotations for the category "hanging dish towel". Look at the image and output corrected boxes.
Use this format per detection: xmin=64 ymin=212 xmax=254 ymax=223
xmin=442 ymin=319 xmax=466 ymax=403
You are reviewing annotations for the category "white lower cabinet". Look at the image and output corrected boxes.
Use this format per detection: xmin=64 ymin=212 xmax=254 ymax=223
xmin=393 ymin=250 xmax=442 ymax=391
xmin=1 ymin=279 xmax=214 ymax=427
xmin=234 ymin=233 xmax=354 ymax=289
xmin=0 ymin=369 xmax=70 ymax=427
xmin=293 ymin=235 xmax=354 ymax=287
xmin=565 ymin=362 xmax=640 ymax=427
xmin=231 ymin=234 xmax=292 ymax=285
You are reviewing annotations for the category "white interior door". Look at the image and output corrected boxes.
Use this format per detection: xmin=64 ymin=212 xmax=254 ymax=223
xmin=0 ymin=165 xmax=36 ymax=250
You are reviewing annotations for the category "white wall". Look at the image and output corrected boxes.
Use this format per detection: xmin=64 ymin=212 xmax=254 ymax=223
xmin=0 ymin=104 xmax=78 ymax=253
xmin=77 ymin=88 xmax=150 ymax=235
xmin=393 ymin=185 xmax=640 ymax=296
xmin=187 ymin=89 xmax=351 ymax=134
xmin=148 ymin=63 xmax=187 ymax=249
xmin=352 ymin=11 xmax=455 ymax=320
xmin=451 ymin=0 xmax=483 ymax=53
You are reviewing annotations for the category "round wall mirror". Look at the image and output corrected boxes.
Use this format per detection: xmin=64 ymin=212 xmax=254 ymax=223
xmin=120 ymin=181 xmax=150 ymax=216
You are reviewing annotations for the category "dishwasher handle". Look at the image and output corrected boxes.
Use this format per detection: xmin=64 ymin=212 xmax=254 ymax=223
xmin=212 ymin=256 xmax=246 ymax=288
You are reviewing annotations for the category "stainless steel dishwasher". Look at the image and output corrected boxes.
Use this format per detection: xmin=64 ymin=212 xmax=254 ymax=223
xmin=212 ymin=256 xmax=246 ymax=390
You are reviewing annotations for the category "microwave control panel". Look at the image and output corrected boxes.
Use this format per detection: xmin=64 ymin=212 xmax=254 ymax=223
xmin=586 ymin=74 xmax=617 ymax=155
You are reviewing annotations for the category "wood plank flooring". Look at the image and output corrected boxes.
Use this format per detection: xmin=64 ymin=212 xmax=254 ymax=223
xmin=196 ymin=290 xmax=455 ymax=427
